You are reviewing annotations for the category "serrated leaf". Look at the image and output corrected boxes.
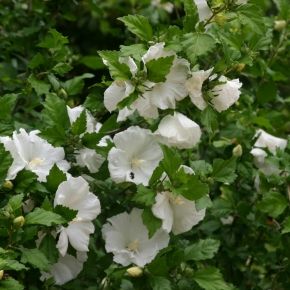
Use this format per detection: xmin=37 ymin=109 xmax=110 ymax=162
xmin=194 ymin=267 xmax=233 ymax=290
xmin=183 ymin=0 xmax=199 ymax=32
xmin=98 ymin=50 xmax=131 ymax=80
xmin=0 ymin=258 xmax=27 ymax=271
xmin=28 ymin=75 xmax=51 ymax=96
xmin=38 ymin=28 xmax=68 ymax=50
xmin=8 ymin=194 xmax=24 ymax=212
xmin=142 ymin=208 xmax=162 ymax=238
xmin=146 ymin=56 xmax=174 ymax=83
xmin=132 ymin=185 xmax=156 ymax=206
xmin=120 ymin=44 xmax=147 ymax=61
xmin=0 ymin=143 xmax=13 ymax=185
xmin=21 ymin=248 xmax=50 ymax=271
xmin=212 ymin=158 xmax=237 ymax=184
xmin=54 ymin=205 xmax=77 ymax=223
xmin=63 ymin=73 xmax=94 ymax=96
xmin=71 ymin=109 xmax=87 ymax=135
xmin=182 ymin=33 xmax=216 ymax=63
xmin=117 ymin=90 xmax=138 ymax=109
xmin=25 ymin=208 xmax=65 ymax=226
xmin=0 ymin=277 xmax=24 ymax=290
xmin=185 ymin=239 xmax=220 ymax=261
xmin=45 ymin=164 xmax=66 ymax=193
xmin=160 ymin=146 xmax=182 ymax=181
xmin=0 ymin=94 xmax=17 ymax=120
xmin=13 ymin=170 xmax=38 ymax=193
xmin=118 ymin=15 xmax=153 ymax=41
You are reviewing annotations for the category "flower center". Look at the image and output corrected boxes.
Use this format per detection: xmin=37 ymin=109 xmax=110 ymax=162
xmin=127 ymin=239 xmax=140 ymax=252
xmin=27 ymin=157 xmax=44 ymax=169
xmin=169 ymin=195 xmax=185 ymax=205
xmin=131 ymin=158 xmax=145 ymax=168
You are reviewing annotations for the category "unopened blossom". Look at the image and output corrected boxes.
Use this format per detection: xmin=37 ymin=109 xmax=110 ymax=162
xmin=185 ymin=68 xmax=213 ymax=110
xmin=102 ymin=208 xmax=169 ymax=267
xmin=211 ymin=76 xmax=242 ymax=112
xmin=54 ymin=176 xmax=101 ymax=256
xmin=108 ymin=126 xmax=163 ymax=186
xmin=193 ymin=0 xmax=212 ymax=22
xmin=0 ymin=129 xmax=69 ymax=181
xmin=155 ymin=112 xmax=201 ymax=149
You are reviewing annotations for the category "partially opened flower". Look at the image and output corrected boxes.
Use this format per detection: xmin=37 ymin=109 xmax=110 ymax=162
xmin=185 ymin=68 xmax=213 ymax=110
xmin=102 ymin=208 xmax=169 ymax=267
xmin=155 ymin=112 xmax=201 ymax=149
xmin=108 ymin=126 xmax=163 ymax=185
xmin=152 ymin=191 xmax=206 ymax=235
xmin=54 ymin=176 xmax=101 ymax=256
xmin=211 ymin=76 xmax=242 ymax=112
xmin=0 ymin=129 xmax=69 ymax=181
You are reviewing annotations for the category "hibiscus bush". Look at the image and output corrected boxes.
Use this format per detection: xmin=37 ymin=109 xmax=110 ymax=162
xmin=0 ymin=0 xmax=289 ymax=289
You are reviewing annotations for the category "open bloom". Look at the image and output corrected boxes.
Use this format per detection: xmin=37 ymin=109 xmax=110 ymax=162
xmin=185 ymin=68 xmax=213 ymax=110
xmin=155 ymin=112 xmax=201 ymax=149
xmin=250 ymin=129 xmax=287 ymax=175
xmin=54 ymin=176 xmax=101 ymax=256
xmin=152 ymin=191 xmax=206 ymax=235
xmin=102 ymin=208 xmax=169 ymax=267
xmin=108 ymin=126 xmax=163 ymax=186
xmin=0 ymin=129 xmax=69 ymax=181
xmin=211 ymin=76 xmax=242 ymax=112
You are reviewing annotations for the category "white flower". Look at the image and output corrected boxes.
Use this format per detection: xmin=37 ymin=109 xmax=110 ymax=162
xmin=185 ymin=68 xmax=213 ymax=110
xmin=108 ymin=126 xmax=163 ymax=186
xmin=102 ymin=208 xmax=169 ymax=267
xmin=152 ymin=191 xmax=205 ymax=235
xmin=155 ymin=112 xmax=201 ymax=149
xmin=211 ymin=76 xmax=242 ymax=112
xmin=54 ymin=176 xmax=101 ymax=256
xmin=151 ymin=0 xmax=174 ymax=13
xmin=0 ymin=129 xmax=69 ymax=182
xmin=250 ymin=129 xmax=287 ymax=175
xmin=41 ymin=252 xmax=87 ymax=285
xmin=193 ymin=0 xmax=213 ymax=22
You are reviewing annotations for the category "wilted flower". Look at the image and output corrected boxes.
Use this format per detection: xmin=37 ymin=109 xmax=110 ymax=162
xmin=102 ymin=208 xmax=169 ymax=267
xmin=108 ymin=126 xmax=163 ymax=186
xmin=0 ymin=129 xmax=69 ymax=181
xmin=155 ymin=112 xmax=201 ymax=149
xmin=211 ymin=76 xmax=242 ymax=112
xmin=54 ymin=177 xmax=101 ymax=256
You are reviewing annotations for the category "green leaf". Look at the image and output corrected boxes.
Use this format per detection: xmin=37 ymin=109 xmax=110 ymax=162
xmin=39 ymin=233 xmax=59 ymax=264
xmin=182 ymin=33 xmax=216 ymax=63
xmin=151 ymin=276 xmax=172 ymax=290
xmin=142 ymin=208 xmax=162 ymax=238
xmin=212 ymin=158 xmax=237 ymax=184
xmin=120 ymin=44 xmax=147 ymax=61
xmin=146 ymin=56 xmax=174 ymax=83
xmin=0 ymin=277 xmax=24 ymax=290
xmin=191 ymin=160 xmax=213 ymax=176
xmin=42 ymin=93 xmax=70 ymax=129
xmin=28 ymin=75 xmax=51 ymax=96
xmin=183 ymin=0 xmax=199 ymax=32
xmin=258 ymin=191 xmax=288 ymax=218
xmin=185 ymin=239 xmax=220 ymax=261
xmin=21 ymin=248 xmax=50 ymax=271
xmin=118 ymin=15 xmax=153 ymax=41
xmin=0 ymin=258 xmax=27 ymax=271
xmin=63 ymin=73 xmax=94 ymax=96
xmin=38 ymin=28 xmax=68 ymax=50
xmin=132 ymin=185 xmax=156 ymax=206
xmin=0 ymin=143 xmax=12 ymax=185
xmin=160 ymin=146 xmax=182 ymax=181
xmin=79 ymin=55 xmax=105 ymax=70
xmin=8 ymin=194 xmax=24 ymax=212
xmin=98 ymin=50 xmax=131 ymax=80
xmin=52 ymin=62 xmax=72 ymax=75
xmin=200 ymin=106 xmax=218 ymax=135
xmin=54 ymin=205 xmax=78 ymax=223
xmin=71 ymin=109 xmax=87 ymax=135
xmin=45 ymin=164 xmax=66 ymax=193
xmin=282 ymin=217 xmax=290 ymax=234
xmin=0 ymin=94 xmax=17 ymax=120
xmin=25 ymin=208 xmax=65 ymax=226
xmin=193 ymin=267 xmax=233 ymax=290
xmin=13 ymin=170 xmax=38 ymax=193
xmin=117 ymin=90 xmax=138 ymax=109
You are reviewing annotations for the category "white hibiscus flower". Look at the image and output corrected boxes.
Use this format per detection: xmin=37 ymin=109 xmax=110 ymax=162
xmin=102 ymin=208 xmax=169 ymax=267
xmin=193 ymin=0 xmax=213 ymax=22
xmin=0 ymin=128 xmax=69 ymax=182
xmin=250 ymin=129 xmax=287 ymax=175
xmin=155 ymin=112 xmax=201 ymax=149
xmin=54 ymin=176 xmax=101 ymax=256
xmin=185 ymin=68 xmax=213 ymax=110
xmin=108 ymin=126 xmax=163 ymax=186
xmin=211 ymin=76 xmax=242 ymax=112
xmin=152 ymin=191 xmax=206 ymax=235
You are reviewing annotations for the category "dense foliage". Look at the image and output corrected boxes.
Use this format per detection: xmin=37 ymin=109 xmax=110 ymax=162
xmin=0 ymin=0 xmax=289 ymax=289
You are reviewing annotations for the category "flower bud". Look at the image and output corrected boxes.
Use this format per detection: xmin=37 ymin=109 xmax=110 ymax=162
xmin=126 ymin=266 xmax=143 ymax=277
xmin=13 ymin=216 xmax=25 ymax=228
xmin=232 ymin=144 xmax=243 ymax=157
xmin=3 ymin=180 xmax=13 ymax=190
xmin=214 ymin=13 xmax=227 ymax=26
xmin=58 ymin=88 xmax=68 ymax=98
xmin=235 ymin=63 xmax=245 ymax=72
xmin=0 ymin=270 xmax=3 ymax=280
xmin=274 ymin=20 xmax=286 ymax=31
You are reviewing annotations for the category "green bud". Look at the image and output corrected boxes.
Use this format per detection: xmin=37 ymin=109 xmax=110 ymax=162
xmin=214 ymin=14 xmax=227 ymax=26
xmin=13 ymin=216 xmax=25 ymax=228
xmin=236 ymin=63 xmax=245 ymax=72
xmin=58 ymin=88 xmax=68 ymax=98
xmin=232 ymin=144 xmax=243 ymax=157
xmin=126 ymin=266 xmax=143 ymax=277
xmin=3 ymin=180 xmax=13 ymax=190
xmin=274 ymin=20 xmax=286 ymax=31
